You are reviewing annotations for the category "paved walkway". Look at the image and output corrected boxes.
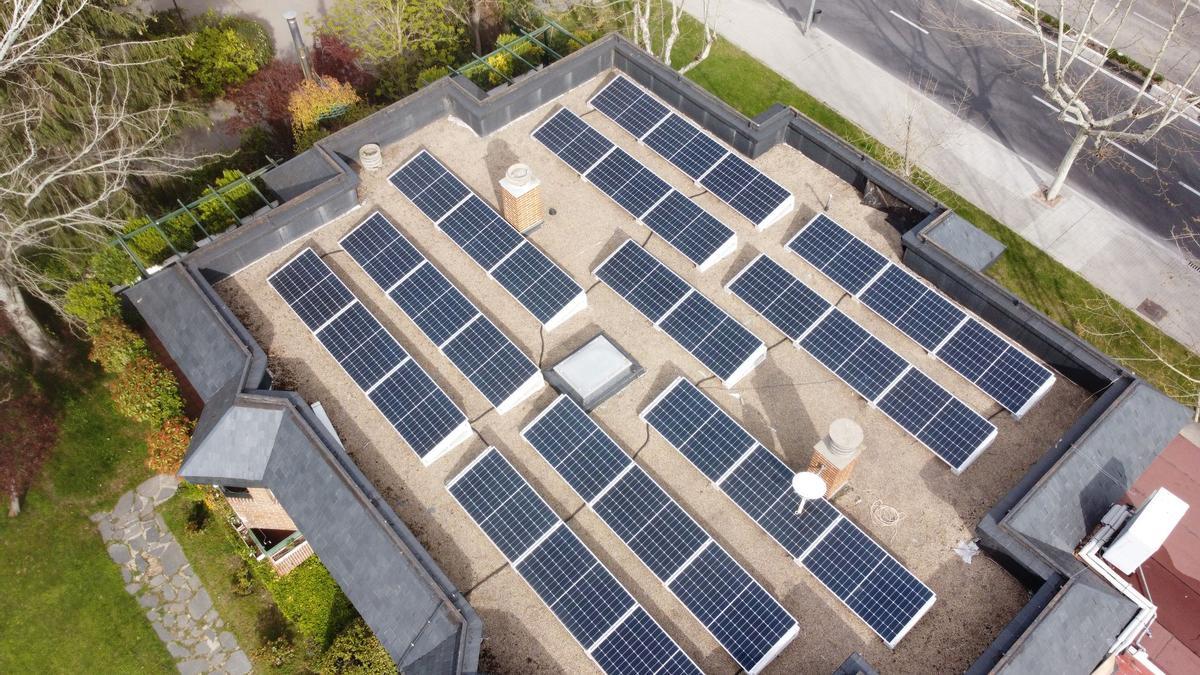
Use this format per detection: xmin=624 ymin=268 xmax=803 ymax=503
xmin=684 ymin=0 xmax=1200 ymax=353
xmin=93 ymin=475 xmax=250 ymax=675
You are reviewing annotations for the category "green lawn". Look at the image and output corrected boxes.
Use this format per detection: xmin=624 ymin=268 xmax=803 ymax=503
xmin=159 ymin=483 xmax=362 ymax=672
xmin=0 ymin=375 xmax=173 ymax=674
xmin=634 ymin=14 xmax=1200 ymax=403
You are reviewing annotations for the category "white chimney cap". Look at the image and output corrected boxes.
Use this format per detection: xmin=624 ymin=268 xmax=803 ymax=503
xmin=1103 ymin=488 xmax=1189 ymax=575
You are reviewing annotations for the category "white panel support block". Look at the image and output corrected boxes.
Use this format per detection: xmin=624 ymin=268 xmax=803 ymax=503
xmin=421 ymin=419 xmax=474 ymax=466
xmin=543 ymin=292 xmax=588 ymax=332
xmin=495 ymin=371 xmax=546 ymax=416
xmin=724 ymin=342 xmax=768 ymax=388
xmin=756 ymin=194 xmax=796 ymax=231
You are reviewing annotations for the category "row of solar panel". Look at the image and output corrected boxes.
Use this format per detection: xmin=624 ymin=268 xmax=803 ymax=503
xmin=389 ymin=150 xmax=585 ymax=329
xmin=788 ymin=214 xmax=1055 ymax=417
xmin=642 ymin=378 xmax=937 ymax=647
xmin=532 ymin=107 xmax=736 ymax=271
xmin=729 ymin=253 xmax=996 ymax=472
xmin=522 ymin=395 xmax=799 ymax=673
xmin=447 ymin=448 xmax=702 ymax=675
xmin=594 ymin=240 xmax=765 ymax=387
xmin=588 ymin=75 xmax=793 ymax=229
xmin=267 ymin=249 xmax=468 ymax=463
xmin=339 ymin=211 xmax=541 ymax=412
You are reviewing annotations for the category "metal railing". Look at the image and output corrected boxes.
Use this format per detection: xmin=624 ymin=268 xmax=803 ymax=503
xmin=451 ymin=20 xmax=587 ymax=88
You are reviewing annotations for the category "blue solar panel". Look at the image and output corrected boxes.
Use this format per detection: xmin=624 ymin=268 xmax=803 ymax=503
xmin=449 ymin=448 xmax=699 ymax=673
xmin=643 ymin=379 xmax=937 ymax=647
xmin=643 ymin=114 xmax=700 ymax=163
xmin=667 ymin=543 xmax=796 ymax=673
xmin=517 ymin=527 xmax=636 ymax=648
xmin=594 ymin=242 xmax=690 ymax=322
xmin=390 ymin=263 xmax=477 ymax=345
xmin=590 ymin=76 xmax=671 ymax=139
xmin=535 ymin=107 xmax=735 ymax=269
xmin=729 ymin=174 xmax=792 ymax=226
xmin=698 ymin=154 xmax=756 ymax=203
xmin=590 ymin=75 xmax=641 ymax=117
xmin=269 ymin=249 xmax=467 ymax=461
xmin=799 ymin=309 xmax=871 ymax=371
xmin=596 ymin=241 xmax=764 ymax=385
xmin=388 ymin=151 xmax=444 ymax=196
xmin=672 ymin=132 xmax=730 ymax=180
xmin=522 ymin=397 xmax=631 ymax=502
xmin=410 ymin=173 xmax=470 ymax=222
xmin=594 ymin=468 xmax=709 ymax=581
xmin=523 ymin=395 xmax=796 ymax=671
xmin=533 ymin=108 xmax=614 ymax=172
xmin=448 ymin=449 xmax=559 ymax=561
xmin=728 ymin=255 xmax=831 ymax=340
xmin=792 ymin=214 xmax=1053 ymax=415
xmin=591 ymin=608 xmax=702 ymax=675
xmin=834 ymin=337 xmax=909 ymax=402
xmin=642 ymin=379 xmax=755 ymax=481
xmin=875 ymin=368 xmax=994 ymax=470
xmin=340 ymin=212 xmax=541 ymax=409
xmin=390 ymin=152 xmax=584 ymax=327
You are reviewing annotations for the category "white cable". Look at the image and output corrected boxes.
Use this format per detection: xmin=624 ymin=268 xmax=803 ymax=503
xmin=870 ymin=499 xmax=905 ymax=527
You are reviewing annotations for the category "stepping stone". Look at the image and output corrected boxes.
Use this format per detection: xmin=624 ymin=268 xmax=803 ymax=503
xmin=218 ymin=631 xmax=238 ymax=651
xmin=167 ymin=642 xmax=189 ymax=659
xmin=159 ymin=542 xmax=187 ymax=576
xmin=177 ymin=658 xmax=207 ymax=675
xmin=187 ymin=590 xmax=212 ymax=620
xmin=226 ymin=651 xmax=252 ymax=675
xmin=107 ymin=544 xmax=131 ymax=566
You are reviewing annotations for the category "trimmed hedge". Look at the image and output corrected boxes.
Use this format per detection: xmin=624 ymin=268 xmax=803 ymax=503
xmin=266 ymin=557 xmax=357 ymax=648
xmin=64 ymin=280 xmax=121 ymax=326
xmin=146 ymin=416 xmax=194 ymax=474
xmin=319 ymin=619 xmax=395 ymax=674
xmin=87 ymin=318 xmax=150 ymax=374
xmin=109 ymin=355 xmax=185 ymax=427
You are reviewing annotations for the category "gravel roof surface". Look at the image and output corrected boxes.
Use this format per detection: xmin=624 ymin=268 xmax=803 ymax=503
xmin=217 ymin=71 xmax=1090 ymax=674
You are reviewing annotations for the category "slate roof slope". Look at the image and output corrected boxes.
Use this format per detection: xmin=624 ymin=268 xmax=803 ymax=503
xmin=180 ymin=393 xmax=478 ymax=673
xmin=993 ymin=575 xmax=1138 ymax=675
xmin=1003 ymin=381 xmax=1192 ymax=574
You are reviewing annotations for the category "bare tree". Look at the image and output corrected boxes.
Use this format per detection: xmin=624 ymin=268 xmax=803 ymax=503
xmin=627 ymin=0 xmax=719 ymax=75
xmin=884 ymin=75 xmax=974 ymax=179
xmin=933 ymin=0 xmax=1199 ymax=202
xmin=0 ymin=1 xmax=200 ymax=362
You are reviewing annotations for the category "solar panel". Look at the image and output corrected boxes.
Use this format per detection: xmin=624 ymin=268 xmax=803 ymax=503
xmin=727 ymin=254 xmax=996 ymax=472
xmin=532 ymin=107 xmax=615 ymax=173
xmin=522 ymin=396 xmax=799 ymax=673
xmin=267 ymin=249 xmax=468 ymax=463
xmin=532 ymin=107 xmax=736 ymax=270
xmin=641 ymin=378 xmax=937 ymax=647
xmin=390 ymin=151 xmax=586 ymax=331
xmin=447 ymin=448 xmax=700 ymax=675
xmin=788 ymin=213 xmax=1055 ymax=417
xmin=589 ymin=75 xmax=793 ymax=228
xmin=594 ymin=240 xmax=765 ymax=387
xmin=339 ymin=212 xmax=541 ymax=413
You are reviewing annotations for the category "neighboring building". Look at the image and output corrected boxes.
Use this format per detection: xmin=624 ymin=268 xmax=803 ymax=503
xmin=123 ymin=32 xmax=1195 ymax=674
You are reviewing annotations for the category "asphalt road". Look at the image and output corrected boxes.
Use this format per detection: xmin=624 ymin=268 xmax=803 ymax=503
xmin=772 ymin=0 xmax=1200 ymax=255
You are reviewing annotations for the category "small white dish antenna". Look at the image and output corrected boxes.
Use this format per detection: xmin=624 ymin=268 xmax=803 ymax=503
xmin=792 ymin=471 xmax=827 ymax=516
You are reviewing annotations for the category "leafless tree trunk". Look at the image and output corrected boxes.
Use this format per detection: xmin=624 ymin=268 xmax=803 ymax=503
xmin=931 ymin=0 xmax=1199 ymax=202
xmin=886 ymin=75 xmax=974 ymax=178
xmin=0 ymin=1 xmax=203 ymax=360
xmin=625 ymin=0 xmax=720 ymax=74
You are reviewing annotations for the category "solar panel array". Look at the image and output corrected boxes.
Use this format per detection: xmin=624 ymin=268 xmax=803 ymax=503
xmin=339 ymin=211 xmax=542 ymax=413
xmin=728 ymin=253 xmax=996 ymax=472
xmin=788 ymin=214 xmax=1055 ymax=417
xmin=532 ymin=108 xmax=736 ymax=271
xmin=522 ymin=396 xmax=799 ymax=673
xmin=594 ymin=240 xmax=765 ymax=387
xmin=641 ymin=378 xmax=937 ymax=647
xmin=588 ymin=75 xmax=794 ymax=230
xmin=389 ymin=150 xmax=586 ymax=330
xmin=268 ymin=249 xmax=469 ymax=464
xmin=447 ymin=448 xmax=701 ymax=675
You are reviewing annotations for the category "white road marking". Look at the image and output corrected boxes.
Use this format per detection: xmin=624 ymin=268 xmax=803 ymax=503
xmin=1031 ymin=94 xmax=1058 ymax=111
xmin=1108 ymin=140 xmax=1158 ymax=170
xmin=1179 ymin=181 xmax=1200 ymax=198
xmin=1132 ymin=11 xmax=1170 ymax=32
xmin=888 ymin=10 xmax=930 ymax=35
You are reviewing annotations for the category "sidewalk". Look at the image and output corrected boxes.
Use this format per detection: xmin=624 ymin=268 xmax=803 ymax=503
xmin=683 ymin=0 xmax=1200 ymax=353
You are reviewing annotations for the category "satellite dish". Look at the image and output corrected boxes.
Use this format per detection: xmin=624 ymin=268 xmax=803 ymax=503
xmin=792 ymin=472 xmax=827 ymax=516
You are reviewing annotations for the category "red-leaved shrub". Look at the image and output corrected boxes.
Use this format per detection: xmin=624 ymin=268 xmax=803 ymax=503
xmin=146 ymin=416 xmax=194 ymax=475
xmin=226 ymin=60 xmax=305 ymax=137
xmin=314 ymin=32 xmax=374 ymax=93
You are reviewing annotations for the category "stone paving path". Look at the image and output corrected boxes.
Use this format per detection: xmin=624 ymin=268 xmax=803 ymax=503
xmin=93 ymin=475 xmax=251 ymax=675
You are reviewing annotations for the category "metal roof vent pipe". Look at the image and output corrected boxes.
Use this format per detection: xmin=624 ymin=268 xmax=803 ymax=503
xmin=359 ymin=144 xmax=382 ymax=172
xmin=283 ymin=11 xmax=314 ymax=82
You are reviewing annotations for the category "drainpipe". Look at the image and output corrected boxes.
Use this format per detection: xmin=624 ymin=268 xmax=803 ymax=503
xmin=1078 ymin=504 xmax=1157 ymax=656
xmin=283 ymin=11 xmax=314 ymax=82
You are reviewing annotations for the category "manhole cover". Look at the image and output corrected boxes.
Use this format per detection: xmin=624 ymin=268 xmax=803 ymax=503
xmin=1137 ymin=298 xmax=1168 ymax=322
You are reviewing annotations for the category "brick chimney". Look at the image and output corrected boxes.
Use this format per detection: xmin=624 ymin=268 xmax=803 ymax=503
xmin=498 ymin=164 xmax=544 ymax=233
xmin=806 ymin=418 xmax=864 ymax=498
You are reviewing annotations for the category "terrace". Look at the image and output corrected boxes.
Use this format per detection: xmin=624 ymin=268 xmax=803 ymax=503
xmin=209 ymin=70 xmax=1088 ymax=672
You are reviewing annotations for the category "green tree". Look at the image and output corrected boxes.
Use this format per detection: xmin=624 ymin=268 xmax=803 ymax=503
xmin=0 ymin=1 xmax=203 ymax=362
xmin=320 ymin=0 xmax=466 ymax=65
xmin=183 ymin=25 xmax=262 ymax=99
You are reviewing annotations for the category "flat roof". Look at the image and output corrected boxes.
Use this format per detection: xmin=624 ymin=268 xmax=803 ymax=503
xmin=212 ymin=70 xmax=1091 ymax=673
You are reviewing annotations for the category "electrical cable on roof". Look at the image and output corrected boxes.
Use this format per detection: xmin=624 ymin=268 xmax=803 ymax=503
xmin=871 ymin=499 xmax=905 ymax=527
